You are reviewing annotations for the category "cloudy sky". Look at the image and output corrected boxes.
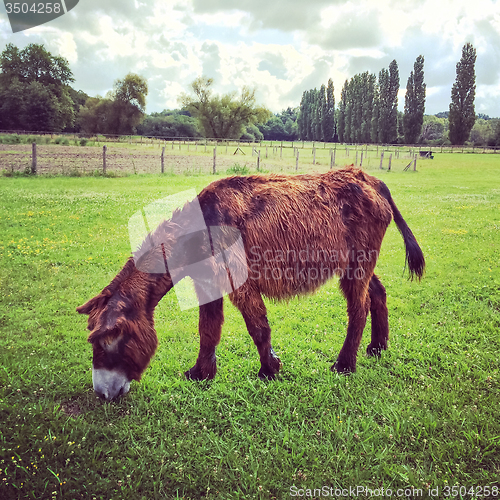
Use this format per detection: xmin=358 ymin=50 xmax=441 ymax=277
xmin=1 ymin=0 xmax=500 ymax=116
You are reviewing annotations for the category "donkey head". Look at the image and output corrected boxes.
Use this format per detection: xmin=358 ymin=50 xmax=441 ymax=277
xmin=77 ymin=260 xmax=162 ymax=400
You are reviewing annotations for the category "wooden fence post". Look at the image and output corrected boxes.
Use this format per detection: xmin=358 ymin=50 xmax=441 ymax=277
xmin=313 ymin=147 xmax=316 ymax=165
xmin=213 ymin=147 xmax=217 ymax=174
xmin=257 ymin=150 xmax=261 ymax=171
xmin=31 ymin=143 xmax=37 ymax=174
xmin=103 ymin=145 xmax=107 ymax=175
xmin=360 ymin=151 xmax=363 ymax=167
xmin=161 ymin=146 xmax=165 ymax=173
xmin=296 ymin=150 xmax=299 ymax=171
xmin=413 ymin=157 xmax=417 ymax=171
xmin=379 ymin=151 xmax=384 ymax=169
xmin=388 ymin=153 xmax=392 ymax=171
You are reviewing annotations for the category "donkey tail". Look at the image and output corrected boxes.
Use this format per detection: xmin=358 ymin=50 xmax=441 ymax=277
xmin=378 ymin=181 xmax=425 ymax=280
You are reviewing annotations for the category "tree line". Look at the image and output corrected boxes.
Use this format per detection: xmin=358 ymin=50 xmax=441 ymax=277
xmin=297 ymin=44 xmax=479 ymax=146
xmin=299 ymin=57 xmax=424 ymax=144
xmin=0 ymin=42 xmax=494 ymax=146
xmin=0 ymin=43 xmax=148 ymax=135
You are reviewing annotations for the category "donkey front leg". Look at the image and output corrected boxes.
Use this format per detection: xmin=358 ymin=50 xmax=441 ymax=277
xmin=185 ymin=298 xmax=223 ymax=381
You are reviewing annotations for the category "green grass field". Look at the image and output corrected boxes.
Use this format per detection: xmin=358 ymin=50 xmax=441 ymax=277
xmin=0 ymin=152 xmax=499 ymax=499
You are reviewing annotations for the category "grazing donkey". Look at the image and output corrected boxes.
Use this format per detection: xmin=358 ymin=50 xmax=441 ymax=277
xmin=77 ymin=167 xmax=425 ymax=400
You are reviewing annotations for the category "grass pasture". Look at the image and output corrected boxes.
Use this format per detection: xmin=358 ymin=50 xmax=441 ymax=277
xmin=0 ymin=152 xmax=499 ymax=499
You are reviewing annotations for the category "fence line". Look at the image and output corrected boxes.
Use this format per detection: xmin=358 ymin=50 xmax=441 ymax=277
xmin=1 ymin=137 xmax=498 ymax=176
xmin=1 ymin=129 xmax=500 ymax=154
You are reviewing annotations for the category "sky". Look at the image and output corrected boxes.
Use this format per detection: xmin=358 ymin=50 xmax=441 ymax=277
xmin=1 ymin=0 xmax=500 ymax=116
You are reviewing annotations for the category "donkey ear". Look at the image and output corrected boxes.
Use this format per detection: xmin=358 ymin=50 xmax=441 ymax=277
xmin=76 ymin=293 xmax=109 ymax=315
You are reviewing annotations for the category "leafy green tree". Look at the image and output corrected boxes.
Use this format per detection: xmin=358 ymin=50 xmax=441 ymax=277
xmin=420 ymin=115 xmax=448 ymax=144
xmin=378 ymin=60 xmax=399 ymax=143
xmin=370 ymin=89 xmax=380 ymax=144
xmin=0 ymin=77 xmax=25 ymax=129
xmin=77 ymin=96 xmax=114 ymax=134
xmin=0 ymin=43 xmax=75 ymax=131
xmin=360 ymin=72 xmax=376 ymax=143
xmin=259 ymin=109 xmax=298 ymax=141
xmin=469 ymin=119 xmax=497 ymax=146
xmin=109 ymin=73 xmax=148 ymax=134
xmin=297 ymin=92 xmax=307 ymax=139
xmin=0 ymin=42 xmax=74 ymax=88
xmin=315 ymin=85 xmax=326 ymax=141
xmin=76 ymin=73 xmax=148 ymax=135
xmin=337 ymin=80 xmax=348 ymax=143
xmin=65 ymin=88 xmax=90 ymax=132
xmin=305 ymin=90 xmax=314 ymax=140
xmin=403 ymin=55 xmax=426 ymax=144
xmin=180 ymin=76 xmax=270 ymax=139
xmin=323 ymin=78 xmax=336 ymax=142
xmin=137 ymin=110 xmax=201 ymax=138
xmin=449 ymin=43 xmax=477 ymax=145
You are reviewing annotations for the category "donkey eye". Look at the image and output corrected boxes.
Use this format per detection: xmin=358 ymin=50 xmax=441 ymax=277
xmin=99 ymin=334 xmax=123 ymax=353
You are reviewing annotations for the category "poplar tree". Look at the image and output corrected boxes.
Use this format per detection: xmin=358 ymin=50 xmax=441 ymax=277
xmin=403 ymin=55 xmax=426 ymax=144
xmin=323 ymin=78 xmax=335 ymax=142
xmin=449 ymin=43 xmax=477 ymax=145
xmin=337 ymin=80 xmax=348 ymax=143
xmin=378 ymin=60 xmax=399 ymax=143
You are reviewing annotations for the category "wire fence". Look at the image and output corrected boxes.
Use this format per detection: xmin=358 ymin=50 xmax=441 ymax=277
xmin=1 ymin=130 xmax=499 ymax=176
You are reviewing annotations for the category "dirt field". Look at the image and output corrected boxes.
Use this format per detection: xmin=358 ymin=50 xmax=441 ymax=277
xmin=0 ymin=143 xmax=269 ymax=175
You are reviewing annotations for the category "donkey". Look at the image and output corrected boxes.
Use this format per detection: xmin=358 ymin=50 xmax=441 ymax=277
xmin=77 ymin=167 xmax=425 ymax=400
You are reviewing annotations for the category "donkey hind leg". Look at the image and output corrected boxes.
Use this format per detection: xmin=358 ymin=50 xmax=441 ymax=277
xmin=366 ymin=274 xmax=389 ymax=357
xmin=234 ymin=290 xmax=282 ymax=379
xmin=185 ymin=298 xmax=223 ymax=381
xmin=332 ymin=275 xmax=371 ymax=374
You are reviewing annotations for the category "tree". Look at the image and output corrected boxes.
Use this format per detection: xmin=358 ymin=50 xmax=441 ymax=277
xmin=323 ymin=78 xmax=336 ymax=142
xmin=258 ymin=109 xmax=298 ymax=141
xmin=449 ymin=43 xmax=477 ymax=145
xmin=180 ymin=77 xmax=270 ymax=139
xmin=77 ymin=96 xmax=114 ymax=134
xmin=137 ymin=110 xmax=201 ymax=138
xmin=377 ymin=60 xmax=399 ymax=143
xmin=403 ymin=55 xmax=426 ymax=144
xmin=77 ymin=73 xmax=148 ymax=135
xmin=337 ymin=80 xmax=348 ymax=143
xmin=0 ymin=43 xmax=75 ymax=131
xmin=315 ymin=85 xmax=326 ymax=141
xmin=420 ymin=115 xmax=448 ymax=144
xmin=109 ymin=73 xmax=148 ymax=134
xmin=0 ymin=42 xmax=74 ymax=88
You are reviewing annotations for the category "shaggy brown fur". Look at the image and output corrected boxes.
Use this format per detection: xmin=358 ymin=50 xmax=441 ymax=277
xmin=77 ymin=167 xmax=425 ymax=384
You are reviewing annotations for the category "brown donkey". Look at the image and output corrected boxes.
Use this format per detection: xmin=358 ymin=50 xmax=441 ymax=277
xmin=77 ymin=167 xmax=425 ymax=400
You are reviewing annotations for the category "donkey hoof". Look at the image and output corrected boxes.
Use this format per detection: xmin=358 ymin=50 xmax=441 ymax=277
xmin=185 ymin=367 xmax=215 ymax=381
xmin=258 ymin=367 xmax=279 ymax=380
xmin=366 ymin=344 xmax=386 ymax=358
xmin=331 ymin=360 xmax=355 ymax=375
xmin=185 ymin=368 xmax=201 ymax=380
